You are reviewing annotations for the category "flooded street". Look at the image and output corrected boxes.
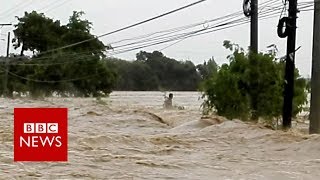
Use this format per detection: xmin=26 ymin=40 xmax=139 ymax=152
xmin=1 ymin=91 xmax=320 ymax=179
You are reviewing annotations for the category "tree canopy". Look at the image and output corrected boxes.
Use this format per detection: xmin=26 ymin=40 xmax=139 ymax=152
xmin=202 ymin=41 xmax=308 ymax=121
xmin=109 ymin=51 xmax=203 ymax=91
xmin=1 ymin=11 xmax=116 ymax=98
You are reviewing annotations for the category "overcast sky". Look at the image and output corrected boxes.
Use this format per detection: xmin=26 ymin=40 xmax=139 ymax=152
xmin=0 ymin=0 xmax=315 ymax=76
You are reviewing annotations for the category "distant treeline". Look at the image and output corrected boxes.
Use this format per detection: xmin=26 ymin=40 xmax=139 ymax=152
xmin=108 ymin=51 xmax=217 ymax=91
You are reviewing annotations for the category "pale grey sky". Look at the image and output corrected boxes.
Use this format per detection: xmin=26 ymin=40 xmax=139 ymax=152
xmin=0 ymin=0 xmax=315 ymax=76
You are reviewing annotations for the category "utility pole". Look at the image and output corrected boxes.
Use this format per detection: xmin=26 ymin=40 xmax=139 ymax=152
xmin=6 ymin=32 xmax=10 ymax=57
xmin=243 ymin=0 xmax=259 ymax=119
xmin=282 ymin=0 xmax=298 ymax=129
xmin=250 ymin=0 xmax=258 ymax=120
xmin=0 ymin=23 xmax=12 ymax=97
xmin=310 ymin=0 xmax=320 ymax=134
xmin=251 ymin=0 xmax=258 ymax=53
xmin=243 ymin=0 xmax=259 ymax=53
xmin=0 ymin=23 xmax=12 ymax=38
xmin=3 ymin=32 xmax=10 ymax=97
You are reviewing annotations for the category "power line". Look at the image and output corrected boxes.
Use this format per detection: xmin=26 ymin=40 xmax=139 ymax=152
xmin=10 ymin=0 xmax=295 ymax=63
xmin=108 ymin=2 xmax=287 ymax=51
xmin=9 ymin=11 xmax=242 ymax=65
xmin=37 ymin=0 xmax=208 ymax=55
xmin=108 ymin=1 xmax=283 ymax=50
xmin=36 ymin=0 xmax=64 ymax=12
xmin=108 ymin=11 xmax=244 ymax=45
xmin=2 ymin=1 xmax=314 ymax=84
xmin=8 ymin=13 xmax=238 ymax=64
xmin=111 ymin=2 xmax=313 ymax=53
xmin=159 ymin=39 xmax=187 ymax=51
xmin=44 ymin=0 xmax=72 ymax=14
xmin=111 ymin=12 xmax=243 ymax=49
xmin=21 ymin=6 xmax=299 ymax=58
xmin=109 ymin=15 xmax=276 ymax=53
xmin=7 ymin=1 xmax=313 ymax=67
xmin=0 ymin=0 xmax=33 ymax=21
xmin=0 ymin=0 xmax=31 ymax=17
xmin=0 ymin=0 xmax=314 ymax=84
xmin=5 ymin=0 xmax=208 ymax=66
xmin=108 ymin=5 xmax=313 ymax=55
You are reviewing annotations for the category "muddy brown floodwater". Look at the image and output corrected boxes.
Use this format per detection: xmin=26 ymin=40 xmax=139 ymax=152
xmin=0 ymin=91 xmax=320 ymax=180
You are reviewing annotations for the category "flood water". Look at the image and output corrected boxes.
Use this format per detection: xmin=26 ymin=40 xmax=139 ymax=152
xmin=0 ymin=91 xmax=319 ymax=179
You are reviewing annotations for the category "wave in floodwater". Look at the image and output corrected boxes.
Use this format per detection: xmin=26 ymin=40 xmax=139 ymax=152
xmin=0 ymin=91 xmax=319 ymax=180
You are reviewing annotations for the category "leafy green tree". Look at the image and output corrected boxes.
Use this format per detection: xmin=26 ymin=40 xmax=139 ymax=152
xmin=203 ymin=64 xmax=250 ymax=119
xmin=9 ymin=11 xmax=117 ymax=98
xmin=0 ymin=56 xmax=31 ymax=97
xmin=61 ymin=11 xmax=105 ymax=56
xmin=141 ymin=51 xmax=201 ymax=91
xmin=203 ymin=41 xmax=308 ymax=121
xmin=108 ymin=51 xmax=202 ymax=91
xmin=196 ymin=57 xmax=218 ymax=80
xmin=13 ymin=11 xmax=64 ymax=55
xmin=107 ymin=58 xmax=159 ymax=91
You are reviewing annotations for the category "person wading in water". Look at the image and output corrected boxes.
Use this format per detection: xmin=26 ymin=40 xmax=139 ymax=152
xmin=164 ymin=93 xmax=173 ymax=109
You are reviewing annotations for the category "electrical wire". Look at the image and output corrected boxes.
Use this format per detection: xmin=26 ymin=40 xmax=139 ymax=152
xmin=0 ymin=0 xmax=33 ymax=21
xmin=36 ymin=0 xmax=65 ymax=12
xmin=109 ymin=1 xmax=287 ymax=52
xmin=10 ymin=1 xmax=311 ymax=64
xmin=0 ymin=0 xmax=32 ymax=17
xmin=109 ymin=15 xmax=277 ymax=53
xmin=44 ymin=0 xmax=72 ymax=14
xmin=107 ymin=3 xmax=313 ymax=55
xmin=5 ymin=4 xmax=314 ymax=83
xmin=36 ymin=0 xmax=208 ymax=55
xmin=7 ymin=1 xmax=314 ymax=68
xmin=10 ymin=0 xmax=294 ymax=64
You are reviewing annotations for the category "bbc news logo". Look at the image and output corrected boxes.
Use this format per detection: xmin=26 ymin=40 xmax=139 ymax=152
xmin=14 ymin=108 xmax=68 ymax=162
xmin=21 ymin=123 xmax=62 ymax=148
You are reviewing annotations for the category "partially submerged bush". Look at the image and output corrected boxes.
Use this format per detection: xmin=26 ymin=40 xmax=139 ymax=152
xmin=202 ymin=41 xmax=308 ymax=121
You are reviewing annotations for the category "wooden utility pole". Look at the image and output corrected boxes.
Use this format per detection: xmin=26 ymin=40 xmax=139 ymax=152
xmin=250 ymin=0 xmax=259 ymax=120
xmin=0 ymin=24 xmax=12 ymax=97
xmin=6 ymin=32 xmax=10 ymax=57
xmin=3 ymin=32 xmax=10 ymax=97
xmin=251 ymin=0 xmax=258 ymax=53
xmin=242 ymin=0 xmax=259 ymax=120
xmin=310 ymin=0 xmax=320 ymax=134
xmin=282 ymin=0 xmax=298 ymax=129
xmin=243 ymin=0 xmax=259 ymax=53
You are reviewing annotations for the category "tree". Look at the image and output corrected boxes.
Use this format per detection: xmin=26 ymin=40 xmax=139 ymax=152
xmin=13 ymin=11 xmax=64 ymax=56
xmin=202 ymin=41 xmax=308 ymax=121
xmin=9 ymin=11 xmax=117 ymax=98
xmin=203 ymin=64 xmax=250 ymax=119
xmin=142 ymin=51 xmax=201 ymax=91
xmin=196 ymin=57 xmax=218 ymax=80
xmin=108 ymin=51 xmax=202 ymax=91
xmin=61 ymin=11 xmax=105 ymax=56
xmin=105 ymin=58 xmax=158 ymax=91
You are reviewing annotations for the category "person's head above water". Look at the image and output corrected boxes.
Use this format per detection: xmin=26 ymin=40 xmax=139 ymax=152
xmin=168 ymin=93 xmax=173 ymax=99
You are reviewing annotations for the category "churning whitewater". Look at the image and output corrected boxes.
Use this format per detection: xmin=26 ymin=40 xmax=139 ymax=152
xmin=0 ymin=92 xmax=319 ymax=179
